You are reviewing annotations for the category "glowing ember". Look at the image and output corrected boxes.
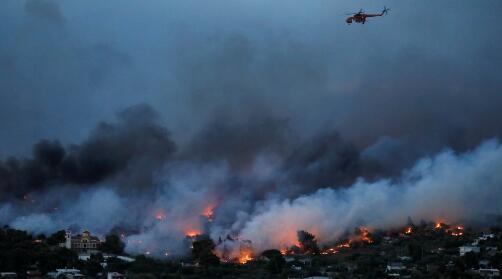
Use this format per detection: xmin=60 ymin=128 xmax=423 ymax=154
xmin=337 ymin=240 xmax=351 ymax=248
xmin=185 ymin=230 xmax=201 ymax=237
xmin=321 ymin=247 xmax=339 ymax=255
xmin=450 ymin=225 xmax=464 ymax=236
xmin=359 ymin=227 xmax=374 ymax=243
xmin=202 ymin=205 xmax=215 ymax=220
xmin=154 ymin=210 xmax=166 ymax=221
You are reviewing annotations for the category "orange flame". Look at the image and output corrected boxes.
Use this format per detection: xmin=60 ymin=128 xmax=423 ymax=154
xmin=451 ymin=225 xmax=464 ymax=236
xmin=359 ymin=227 xmax=374 ymax=243
xmin=185 ymin=230 xmax=201 ymax=238
xmin=202 ymin=205 xmax=215 ymax=220
xmin=337 ymin=240 xmax=352 ymax=248
xmin=322 ymin=247 xmax=338 ymax=255
xmin=405 ymin=227 xmax=412 ymax=234
xmin=237 ymin=243 xmax=254 ymax=264
xmin=239 ymin=253 xmax=252 ymax=264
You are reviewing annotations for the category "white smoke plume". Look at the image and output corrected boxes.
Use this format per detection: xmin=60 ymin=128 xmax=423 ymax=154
xmin=2 ymin=137 xmax=502 ymax=257
xmin=239 ymin=139 xmax=502 ymax=252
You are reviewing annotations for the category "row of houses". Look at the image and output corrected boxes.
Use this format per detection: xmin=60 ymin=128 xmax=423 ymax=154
xmin=1 ymin=270 xmax=125 ymax=279
xmin=46 ymin=269 xmax=125 ymax=279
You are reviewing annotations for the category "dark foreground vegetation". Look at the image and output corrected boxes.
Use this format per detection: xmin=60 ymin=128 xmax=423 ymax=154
xmin=2 ymin=221 xmax=502 ymax=278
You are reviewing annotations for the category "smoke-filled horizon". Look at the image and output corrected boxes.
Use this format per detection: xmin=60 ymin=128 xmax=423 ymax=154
xmin=2 ymin=104 xmax=502 ymax=257
xmin=1 ymin=0 xmax=502 ymax=257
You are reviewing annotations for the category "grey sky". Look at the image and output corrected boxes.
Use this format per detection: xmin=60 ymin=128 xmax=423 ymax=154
xmin=1 ymin=0 xmax=502 ymax=256
xmin=1 ymin=0 xmax=501 ymax=156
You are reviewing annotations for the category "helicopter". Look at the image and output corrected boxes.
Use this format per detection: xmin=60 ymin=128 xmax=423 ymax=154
xmin=345 ymin=7 xmax=390 ymax=25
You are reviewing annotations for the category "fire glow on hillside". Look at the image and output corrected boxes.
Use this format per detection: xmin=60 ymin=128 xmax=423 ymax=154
xmin=148 ymin=201 xmax=476 ymax=265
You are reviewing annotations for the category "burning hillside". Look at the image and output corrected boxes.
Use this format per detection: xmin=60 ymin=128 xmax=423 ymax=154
xmin=181 ymin=219 xmax=476 ymax=266
xmin=177 ymin=211 xmax=473 ymax=264
xmin=1 ymin=106 xmax=502 ymax=259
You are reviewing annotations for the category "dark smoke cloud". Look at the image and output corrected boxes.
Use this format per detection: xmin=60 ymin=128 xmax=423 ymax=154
xmin=1 ymin=0 xmax=502 ymax=257
xmin=0 ymin=104 xmax=175 ymax=200
xmin=183 ymin=116 xmax=291 ymax=170
xmin=284 ymin=132 xmax=380 ymax=191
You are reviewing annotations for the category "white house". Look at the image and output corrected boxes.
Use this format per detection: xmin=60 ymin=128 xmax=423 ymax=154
xmin=459 ymin=246 xmax=480 ymax=256
xmin=386 ymin=262 xmax=405 ymax=272
xmin=0 ymin=272 xmax=17 ymax=279
xmin=47 ymin=269 xmax=82 ymax=279
xmin=477 ymin=268 xmax=500 ymax=278
xmin=107 ymin=272 xmax=125 ymax=279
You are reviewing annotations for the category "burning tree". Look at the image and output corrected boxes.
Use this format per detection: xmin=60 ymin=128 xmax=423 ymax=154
xmin=355 ymin=227 xmax=374 ymax=243
xmin=297 ymin=230 xmax=319 ymax=254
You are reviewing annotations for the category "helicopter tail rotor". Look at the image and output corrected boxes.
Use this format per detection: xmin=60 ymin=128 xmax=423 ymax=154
xmin=382 ymin=6 xmax=391 ymax=15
